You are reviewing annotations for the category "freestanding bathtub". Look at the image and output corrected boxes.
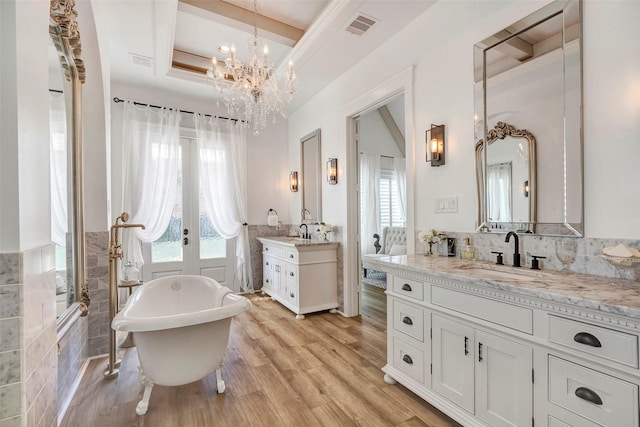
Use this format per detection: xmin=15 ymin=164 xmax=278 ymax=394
xmin=112 ymin=275 xmax=251 ymax=415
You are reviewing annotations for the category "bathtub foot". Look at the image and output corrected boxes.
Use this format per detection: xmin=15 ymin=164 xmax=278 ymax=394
xmin=329 ymin=309 xmax=338 ymax=314
xmin=215 ymin=368 xmax=225 ymax=394
xmin=136 ymin=373 xmax=154 ymax=415
xmin=295 ymin=314 xmax=305 ymax=320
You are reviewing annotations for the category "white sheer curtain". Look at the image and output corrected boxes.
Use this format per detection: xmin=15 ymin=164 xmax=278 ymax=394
xmin=487 ymin=162 xmax=512 ymax=222
xmin=194 ymin=114 xmax=253 ymax=293
xmin=121 ymin=101 xmax=182 ymax=265
xmin=393 ymin=157 xmax=407 ymax=225
xmin=50 ymin=91 xmax=67 ymax=246
xmin=360 ymin=153 xmax=380 ymax=256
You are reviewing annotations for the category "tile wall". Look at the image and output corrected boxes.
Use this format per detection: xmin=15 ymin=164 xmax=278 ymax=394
xmin=85 ymin=231 xmax=110 ymax=357
xmin=425 ymin=231 xmax=640 ymax=281
xmin=0 ymin=246 xmax=58 ymax=427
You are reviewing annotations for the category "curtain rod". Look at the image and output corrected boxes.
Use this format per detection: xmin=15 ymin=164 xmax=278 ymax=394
xmin=112 ymin=97 xmax=244 ymax=123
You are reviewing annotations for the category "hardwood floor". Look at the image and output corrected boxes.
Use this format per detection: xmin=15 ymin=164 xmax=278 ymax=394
xmin=61 ymin=284 xmax=459 ymax=426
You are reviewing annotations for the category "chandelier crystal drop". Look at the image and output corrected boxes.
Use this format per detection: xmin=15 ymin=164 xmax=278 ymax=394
xmin=207 ymin=0 xmax=296 ymax=132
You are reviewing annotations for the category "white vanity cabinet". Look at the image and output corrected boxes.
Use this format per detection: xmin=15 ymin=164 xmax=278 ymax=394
xmin=258 ymin=238 xmax=338 ymax=319
xmin=431 ymin=314 xmax=532 ymax=426
xmin=380 ymin=262 xmax=640 ymax=427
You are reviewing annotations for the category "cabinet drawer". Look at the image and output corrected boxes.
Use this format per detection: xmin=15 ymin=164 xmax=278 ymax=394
xmin=286 ymin=250 xmax=298 ymax=263
xmin=392 ymin=300 xmax=425 ymax=342
xmin=284 ymin=285 xmax=298 ymax=306
xmin=263 ymin=245 xmax=286 ymax=258
xmin=392 ymin=335 xmax=424 ymax=384
xmin=549 ymin=315 xmax=638 ymax=368
xmin=431 ymin=285 xmax=532 ymax=334
xmin=548 ymin=356 xmax=639 ymax=427
xmin=392 ymin=276 xmax=425 ymax=301
xmin=285 ymin=265 xmax=298 ymax=283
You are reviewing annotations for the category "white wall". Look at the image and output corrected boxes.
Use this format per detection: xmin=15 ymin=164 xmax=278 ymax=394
xmin=108 ymin=82 xmax=290 ymax=226
xmin=360 ymin=107 xmax=404 ymax=158
xmin=288 ymin=0 xmax=640 ymax=243
xmin=0 ymin=0 xmax=51 ymax=251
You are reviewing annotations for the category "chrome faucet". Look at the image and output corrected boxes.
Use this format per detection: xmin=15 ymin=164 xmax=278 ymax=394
xmin=505 ymin=231 xmax=521 ymax=267
xmin=299 ymin=223 xmax=310 ymax=239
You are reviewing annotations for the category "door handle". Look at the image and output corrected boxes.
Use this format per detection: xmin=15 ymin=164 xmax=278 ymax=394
xmin=464 ymin=336 xmax=469 ymax=355
xmin=478 ymin=342 xmax=483 ymax=362
xmin=183 ymin=237 xmax=189 ymax=245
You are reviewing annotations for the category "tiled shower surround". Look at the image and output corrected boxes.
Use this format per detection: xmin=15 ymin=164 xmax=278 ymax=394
xmin=0 ymin=246 xmax=58 ymax=427
xmin=86 ymin=231 xmax=110 ymax=357
xmin=424 ymin=231 xmax=640 ymax=281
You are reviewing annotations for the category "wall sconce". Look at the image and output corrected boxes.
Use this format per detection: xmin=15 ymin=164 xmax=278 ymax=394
xmin=327 ymin=158 xmax=338 ymax=185
xmin=524 ymin=180 xmax=529 ymax=197
xmin=426 ymin=124 xmax=445 ymax=167
xmin=289 ymin=171 xmax=298 ymax=192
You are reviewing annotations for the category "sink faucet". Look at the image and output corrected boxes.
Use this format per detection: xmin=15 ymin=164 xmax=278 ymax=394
xmin=299 ymin=224 xmax=310 ymax=239
xmin=505 ymin=231 xmax=521 ymax=267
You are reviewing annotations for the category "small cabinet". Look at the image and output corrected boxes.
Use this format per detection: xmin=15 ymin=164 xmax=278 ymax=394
xmin=432 ymin=314 xmax=533 ymax=427
xmin=258 ymin=238 xmax=338 ymax=319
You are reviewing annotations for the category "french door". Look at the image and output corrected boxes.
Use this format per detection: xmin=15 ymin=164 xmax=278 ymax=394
xmin=141 ymin=137 xmax=237 ymax=291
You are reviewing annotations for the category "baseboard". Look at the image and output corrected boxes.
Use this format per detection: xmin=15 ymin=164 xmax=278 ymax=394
xmin=57 ymin=354 xmax=105 ymax=426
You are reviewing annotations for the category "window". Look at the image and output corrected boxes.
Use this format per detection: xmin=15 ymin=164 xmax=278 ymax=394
xmin=379 ymin=168 xmax=405 ymax=228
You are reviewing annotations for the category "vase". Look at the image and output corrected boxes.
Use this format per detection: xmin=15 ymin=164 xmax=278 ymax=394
xmin=424 ymin=242 xmax=434 ymax=256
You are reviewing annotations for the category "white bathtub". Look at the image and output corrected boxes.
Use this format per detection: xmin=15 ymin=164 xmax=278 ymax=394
xmin=112 ymin=275 xmax=251 ymax=415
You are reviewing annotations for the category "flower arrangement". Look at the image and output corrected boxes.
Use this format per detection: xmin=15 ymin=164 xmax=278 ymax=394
xmin=418 ymin=228 xmax=442 ymax=244
xmin=418 ymin=228 xmax=441 ymax=255
xmin=317 ymin=223 xmax=335 ymax=241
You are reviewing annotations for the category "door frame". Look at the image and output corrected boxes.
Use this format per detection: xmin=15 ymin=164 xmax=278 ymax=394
xmin=343 ymin=67 xmax=416 ymax=316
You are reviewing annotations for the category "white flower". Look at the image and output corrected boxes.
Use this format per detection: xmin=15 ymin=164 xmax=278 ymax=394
xmin=418 ymin=228 xmax=442 ymax=244
xmin=319 ymin=223 xmax=335 ymax=233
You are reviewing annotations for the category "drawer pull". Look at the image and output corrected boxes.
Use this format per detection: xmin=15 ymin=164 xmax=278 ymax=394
xmin=464 ymin=336 xmax=469 ymax=355
xmin=265 ymin=247 xmax=269 ymax=251
xmin=290 ymin=293 xmax=294 ymax=298
xmin=402 ymin=316 xmax=413 ymax=325
xmin=401 ymin=283 xmax=412 ymax=292
xmin=289 ymin=254 xmax=294 ymax=258
xmin=266 ymin=261 xmax=269 ymax=266
xmin=290 ymin=272 xmax=294 ymax=277
xmin=402 ymin=354 xmax=413 ymax=365
xmin=574 ymin=332 xmax=602 ymax=348
xmin=575 ymin=387 xmax=603 ymax=405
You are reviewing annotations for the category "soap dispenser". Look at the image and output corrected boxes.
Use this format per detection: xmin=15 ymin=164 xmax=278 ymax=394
xmin=460 ymin=238 xmax=477 ymax=261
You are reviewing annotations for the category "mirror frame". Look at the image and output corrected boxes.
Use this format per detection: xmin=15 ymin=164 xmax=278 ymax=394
xmin=51 ymin=0 xmax=90 ymax=330
xmin=476 ymin=122 xmax=537 ymax=232
xmin=300 ymin=129 xmax=322 ymax=224
xmin=474 ymin=0 xmax=583 ymax=236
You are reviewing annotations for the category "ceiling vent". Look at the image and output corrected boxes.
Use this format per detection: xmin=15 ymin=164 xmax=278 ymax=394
xmin=129 ymin=53 xmax=154 ymax=68
xmin=346 ymin=14 xmax=377 ymax=36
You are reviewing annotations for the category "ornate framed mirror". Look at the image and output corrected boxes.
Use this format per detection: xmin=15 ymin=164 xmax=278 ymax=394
xmin=50 ymin=0 xmax=89 ymax=329
xmin=476 ymin=122 xmax=537 ymax=232
xmin=474 ymin=0 xmax=583 ymax=236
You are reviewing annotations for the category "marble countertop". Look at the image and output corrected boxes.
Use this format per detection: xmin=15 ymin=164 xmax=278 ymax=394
xmin=365 ymin=254 xmax=640 ymax=320
xmin=257 ymin=236 xmax=339 ymax=248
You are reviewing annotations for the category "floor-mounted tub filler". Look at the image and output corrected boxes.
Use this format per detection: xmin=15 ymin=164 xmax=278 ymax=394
xmin=112 ymin=275 xmax=252 ymax=415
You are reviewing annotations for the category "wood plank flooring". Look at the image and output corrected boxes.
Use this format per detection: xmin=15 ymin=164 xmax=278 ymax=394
xmin=61 ymin=284 xmax=459 ymax=426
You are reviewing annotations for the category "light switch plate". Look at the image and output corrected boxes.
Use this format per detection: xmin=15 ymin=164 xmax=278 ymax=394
xmin=435 ymin=197 xmax=458 ymax=213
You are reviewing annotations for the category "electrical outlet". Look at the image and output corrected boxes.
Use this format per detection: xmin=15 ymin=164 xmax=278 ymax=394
xmin=276 ymin=221 xmax=281 ymax=230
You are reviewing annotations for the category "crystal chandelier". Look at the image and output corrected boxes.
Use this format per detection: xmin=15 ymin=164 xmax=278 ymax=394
xmin=207 ymin=0 xmax=297 ymax=132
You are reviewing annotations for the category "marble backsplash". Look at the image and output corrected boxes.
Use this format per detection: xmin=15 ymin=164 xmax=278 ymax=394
xmin=421 ymin=231 xmax=640 ymax=282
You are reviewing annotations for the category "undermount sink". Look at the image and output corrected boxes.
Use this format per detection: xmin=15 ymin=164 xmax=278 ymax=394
xmin=458 ymin=263 xmax=549 ymax=280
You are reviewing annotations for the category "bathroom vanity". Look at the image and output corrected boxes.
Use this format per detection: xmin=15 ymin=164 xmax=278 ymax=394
xmin=368 ymin=254 xmax=640 ymax=427
xmin=257 ymin=237 xmax=338 ymax=319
